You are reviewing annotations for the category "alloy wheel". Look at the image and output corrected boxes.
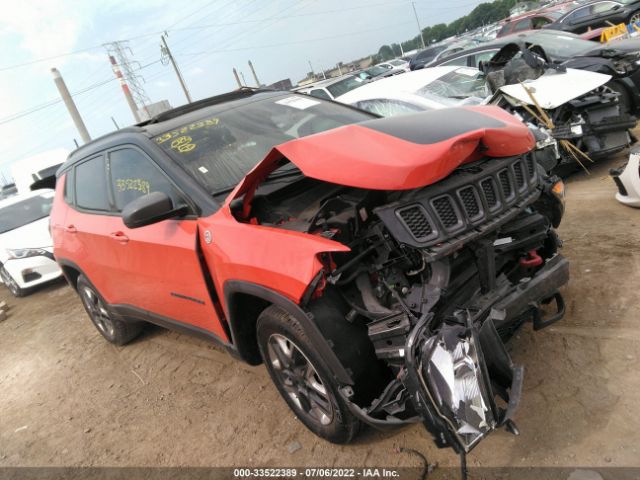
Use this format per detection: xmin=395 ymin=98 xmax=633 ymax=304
xmin=1 ymin=267 xmax=20 ymax=296
xmin=631 ymin=12 xmax=640 ymax=24
xmin=267 ymin=333 xmax=334 ymax=426
xmin=80 ymin=286 xmax=115 ymax=338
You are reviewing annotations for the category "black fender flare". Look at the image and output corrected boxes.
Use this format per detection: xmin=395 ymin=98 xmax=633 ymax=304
xmin=223 ymin=280 xmax=354 ymax=386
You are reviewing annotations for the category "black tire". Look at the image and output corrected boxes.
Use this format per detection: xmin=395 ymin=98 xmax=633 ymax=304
xmin=76 ymin=274 xmax=142 ymax=345
xmin=0 ymin=265 xmax=26 ymax=297
xmin=256 ymin=305 xmax=361 ymax=444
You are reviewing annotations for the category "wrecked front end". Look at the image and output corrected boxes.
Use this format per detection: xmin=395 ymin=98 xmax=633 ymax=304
xmin=483 ymin=42 xmax=637 ymax=175
xmin=228 ymin=108 xmax=570 ymax=454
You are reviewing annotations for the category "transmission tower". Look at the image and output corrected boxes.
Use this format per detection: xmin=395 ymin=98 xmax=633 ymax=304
xmin=103 ymin=41 xmax=151 ymax=122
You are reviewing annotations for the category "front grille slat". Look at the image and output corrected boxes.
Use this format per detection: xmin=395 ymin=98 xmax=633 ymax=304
xmin=481 ymin=178 xmax=498 ymax=209
xmin=513 ymin=161 xmax=525 ymax=190
xmin=398 ymin=205 xmax=433 ymax=241
xmin=459 ymin=186 xmax=481 ymax=220
xmin=432 ymin=196 xmax=460 ymax=229
xmin=498 ymin=169 xmax=514 ymax=200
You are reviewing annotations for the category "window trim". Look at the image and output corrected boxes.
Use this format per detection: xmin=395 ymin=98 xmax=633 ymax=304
xmin=105 ymin=143 xmax=197 ymax=219
xmin=72 ymin=154 xmax=116 ymax=215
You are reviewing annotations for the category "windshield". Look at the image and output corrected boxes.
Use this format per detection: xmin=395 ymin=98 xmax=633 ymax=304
xmin=154 ymin=94 xmax=373 ymax=194
xmin=418 ymin=68 xmax=489 ymax=100
xmin=326 ymin=76 xmax=365 ymax=97
xmin=389 ymin=59 xmax=406 ymax=66
xmin=0 ymin=194 xmax=53 ymax=234
xmin=525 ymin=32 xmax=594 ymax=58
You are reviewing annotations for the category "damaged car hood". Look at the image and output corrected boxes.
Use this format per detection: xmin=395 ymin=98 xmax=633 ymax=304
xmin=497 ymin=68 xmax=611 ymax=109
xmin=233 ymin=106 xmax=535 ymax=197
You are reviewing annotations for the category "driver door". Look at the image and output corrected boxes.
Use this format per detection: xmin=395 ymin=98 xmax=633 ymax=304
xmin=103 ymin=146 xmax=226 ymax=339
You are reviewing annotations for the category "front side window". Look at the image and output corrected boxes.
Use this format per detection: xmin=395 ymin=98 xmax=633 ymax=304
xmin=153 ymin=93 xmax=373 ymax=195
xmin=440 ymin=55 xmax=469 ymax=67
xmin=0 ymin=192 xmax=54 ymax=234
xmin=326 ymin=76 xmax=365 ymax=97
xmin=108 ymin=148 xmax=181 ymax=211
xmin=75 ymin=156 xmax=109 ymax=211
xmin=514 ymin=19 xmax=532 ymax=31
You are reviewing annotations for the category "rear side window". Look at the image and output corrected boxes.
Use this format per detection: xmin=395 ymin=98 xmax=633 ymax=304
xmin=75 ymin=156 xmax=109 ymax=211
xmin=309 ymin=89 xmax=331 ymax=100
xmin=108 ymin=148 xmax=181 ymax=211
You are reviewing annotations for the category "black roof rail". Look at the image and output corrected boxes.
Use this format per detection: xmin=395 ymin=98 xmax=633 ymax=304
xmin=138 ymin=87 xmax=278 ymax=126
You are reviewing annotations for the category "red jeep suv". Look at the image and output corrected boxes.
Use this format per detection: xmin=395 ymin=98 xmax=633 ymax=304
xmin=51 ymin=89 xmax=569 ymax=457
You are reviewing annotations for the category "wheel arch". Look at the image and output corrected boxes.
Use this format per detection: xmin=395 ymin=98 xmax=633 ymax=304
xmin=56 ymin=258 xmax=83 ymax=290
xmin=223 ymin=280 xmax=354 ymax=385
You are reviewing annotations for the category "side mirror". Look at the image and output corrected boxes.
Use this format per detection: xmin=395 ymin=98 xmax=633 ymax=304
xmin=122 ymin=191 xmax=187 ymax=229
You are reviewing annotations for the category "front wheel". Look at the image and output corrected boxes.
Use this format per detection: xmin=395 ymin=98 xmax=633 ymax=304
xmin=0 ymin=265 xmax=25 ymax=297
xmin=256 ymin=305 xmax=360 ymax=444
xmin=629 ymin=10 xmax=640 ymax=25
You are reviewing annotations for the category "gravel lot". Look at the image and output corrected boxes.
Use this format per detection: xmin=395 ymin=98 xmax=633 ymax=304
xmin=1 ymin=154 xmax=638 ymax=477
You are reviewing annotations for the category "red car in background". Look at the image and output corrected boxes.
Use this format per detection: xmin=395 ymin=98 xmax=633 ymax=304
xmin=497 ymin=10 xmax=567 ymax=37
xmin=50 ymin=89 xmax=569 ymax=458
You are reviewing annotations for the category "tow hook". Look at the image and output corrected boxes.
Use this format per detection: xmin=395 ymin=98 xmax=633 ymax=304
xmin=532 ymin=292 xmax=566 ymax=330
xmin=520 ymin=249 xmax=543 ymax=268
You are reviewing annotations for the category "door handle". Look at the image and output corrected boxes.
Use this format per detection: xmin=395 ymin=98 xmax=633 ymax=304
xmin=109 ymin=231 xmax=129 ymax=243
xmin=64 ymin=225 xmax=77 ymax=233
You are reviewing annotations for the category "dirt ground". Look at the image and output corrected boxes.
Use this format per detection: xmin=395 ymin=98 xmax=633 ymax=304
xmin=1 ymin=153 xmax=639 ymax=476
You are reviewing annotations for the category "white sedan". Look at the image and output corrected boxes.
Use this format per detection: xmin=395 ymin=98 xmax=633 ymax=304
xmin=335 ymin=66 xmax=489 ymax=117
xmin=0 ymin=189 xmax=63 ymax=297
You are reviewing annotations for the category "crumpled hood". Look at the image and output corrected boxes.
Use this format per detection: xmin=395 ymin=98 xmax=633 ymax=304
xmin=0 ymin=217 xmax=52 ymax=251
xmin=497 ymin=68 xmax=611 ymax=110
xmin=231 ymin=106 xmax=534 ymax=198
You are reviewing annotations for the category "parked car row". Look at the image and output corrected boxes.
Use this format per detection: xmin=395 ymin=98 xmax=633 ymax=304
xmin=4 ymin=1 xmax=638 ymax=473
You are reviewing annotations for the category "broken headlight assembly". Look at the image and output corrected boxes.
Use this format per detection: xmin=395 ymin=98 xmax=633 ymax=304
xmin=421 ymin=324 xmax=496 ymax=450
xmin=407 ymin=317 xmax=523 ymax=455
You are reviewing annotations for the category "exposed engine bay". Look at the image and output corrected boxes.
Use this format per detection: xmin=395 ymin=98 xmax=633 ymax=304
xmin=232 ymin=143 xmax=569 ymax=454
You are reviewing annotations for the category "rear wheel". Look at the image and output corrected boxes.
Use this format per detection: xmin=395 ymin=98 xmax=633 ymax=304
xmin=76 ymin=275 xmax=142 ymax=345
xmin=0 ymin=265 xmax=25 ymax=297
xmin=629 ymin=10 xmax=640 ymax=25
xmin=256 ymin=305 xmax=360 ymax=444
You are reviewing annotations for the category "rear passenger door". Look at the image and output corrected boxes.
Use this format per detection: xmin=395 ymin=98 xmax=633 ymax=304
xmin=102 ymin=146 xmax=226 ymax=337
xmin=63 ymin=154 xmax=125 ymax=302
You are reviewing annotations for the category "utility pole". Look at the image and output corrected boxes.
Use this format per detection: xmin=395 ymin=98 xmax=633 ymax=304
xmin=107 ymin=55 xmax=141 ymax=122
xmin=248 ymin=61 xmax=261 ymax=87
xmin=161 ymin=34 xmax=192 ymax=104
xmin=412 ymin=2 xmax=426 ymax=49
xmin=308 ymin=60 xmax=315 ymax=79
xmin=232 ymin=68 xmax=242 ymax=88
xmin=51 ymin=68 xmax=91 ymax=144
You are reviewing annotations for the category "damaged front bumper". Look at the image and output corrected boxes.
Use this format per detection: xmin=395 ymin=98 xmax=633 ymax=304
xmin=344 ymin=254 xmax=569 ymax=453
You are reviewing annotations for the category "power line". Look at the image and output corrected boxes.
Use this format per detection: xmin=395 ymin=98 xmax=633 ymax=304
xmin=0 ymin=61 xmax=160 ymax=126
xmin=0 ymin=0 xmax=425 ymax=72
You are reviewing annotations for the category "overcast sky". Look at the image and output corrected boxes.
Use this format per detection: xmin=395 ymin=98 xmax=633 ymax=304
xmin=0 ymin=0 xmax=486 ymax=179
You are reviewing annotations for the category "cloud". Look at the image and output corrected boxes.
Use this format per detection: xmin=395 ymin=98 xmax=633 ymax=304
xmin=0 ymin=0 xmax=84 ymax=59
xmin=187 ymin=66 xmax=204 ymax=77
